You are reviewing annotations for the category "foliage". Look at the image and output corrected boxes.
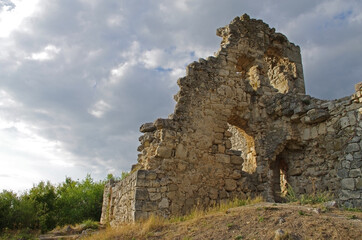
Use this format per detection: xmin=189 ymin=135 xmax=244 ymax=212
xmin=299 ymin=192 xmax=333 ymax=205
xmin=344 ymin=207 xmax=362 ymax=212
xmin=121 ymin=171 xmax=130 ymax=180
xmin=285 ymin=184 xmax=333 ymax=205
xmin=0 ymin=174 xmax=109 ymax=233
xmin=0 ymin=228 xmax=38 ymax=240
xmin=28 ymin=181 xmax=57 ymax=232
xmin=285 ymin=184 xmax=298 ymax=203
xmin=55 ymin=174 xmax=104 ymax=226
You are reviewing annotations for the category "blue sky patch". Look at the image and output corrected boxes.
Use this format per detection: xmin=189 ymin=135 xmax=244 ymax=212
xmin=333 ymin=9 xmax=352 ymax=21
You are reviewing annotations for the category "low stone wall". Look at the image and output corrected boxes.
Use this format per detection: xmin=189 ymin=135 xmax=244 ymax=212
xmin=100 ymin=170 xmax=171 ymax=225
xmin=100 ymin=172 xmax=137 ymax=225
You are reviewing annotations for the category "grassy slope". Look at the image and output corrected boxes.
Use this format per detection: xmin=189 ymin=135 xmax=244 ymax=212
xmin=85 ymin=200 xmax=362 ymax=240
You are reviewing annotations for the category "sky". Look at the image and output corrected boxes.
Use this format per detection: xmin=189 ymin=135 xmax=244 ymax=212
xmin=0 ymin=0 xmax=361 ymax=193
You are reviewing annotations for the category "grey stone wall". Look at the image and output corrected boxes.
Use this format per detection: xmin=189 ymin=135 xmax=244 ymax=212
xmin=100 ymin=170 xmax=171 ymax=225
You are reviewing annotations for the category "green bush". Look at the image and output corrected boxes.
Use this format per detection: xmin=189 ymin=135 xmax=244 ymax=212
xmin=0 ymin=174 xmax=110 ymax=233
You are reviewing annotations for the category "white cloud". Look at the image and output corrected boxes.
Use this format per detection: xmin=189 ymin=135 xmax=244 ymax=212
xmin=88 ymin=100 xmax=111 ymax=118
xmin=0 ymin=119 xmax=79 ymax=192
xmin=0 ymin=89 xmax=21 ymax=108
xmin=109 ymin=62 xmax=133 ymax=84
xmin=107 ymin=14 xmax=124 ymax=27
xmin=0 ymin=0 xmax=40 ymax=37
xmin=28 ymin=44 xmax=61 ymax=61
xmin=141 ymin=49 xmax=166 ymax=69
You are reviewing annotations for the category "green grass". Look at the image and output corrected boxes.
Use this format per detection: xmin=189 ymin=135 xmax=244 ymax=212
xmin=80 ymin=219 xmax=100 ymax=230
xmin=285 ymin=184 xmax=333 ymax=205
xmin=344 ymin=207 xmax=362 ymax=212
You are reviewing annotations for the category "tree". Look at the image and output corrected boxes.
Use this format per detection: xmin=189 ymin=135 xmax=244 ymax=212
xmin=28 ymin=181 xmax=57 ymax=232
xmin=0 ymin=174 xmax=107 ymax=232
xmin=55 ymin=175 xmax=104 ymax=225
xmin=0 ymin=190 xmax=18 ymax=230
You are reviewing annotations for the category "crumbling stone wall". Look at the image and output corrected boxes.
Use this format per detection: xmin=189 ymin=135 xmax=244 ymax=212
xmin=101 ymin=14 xmax=362 ymax=225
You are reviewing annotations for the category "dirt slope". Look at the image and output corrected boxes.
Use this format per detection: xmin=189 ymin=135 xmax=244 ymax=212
xmin=146 ymin=203 xmax=362 ymax=240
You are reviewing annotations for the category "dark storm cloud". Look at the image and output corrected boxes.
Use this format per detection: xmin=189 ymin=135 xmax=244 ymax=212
xmin=0 ymin=0 xmax=361 ymax=188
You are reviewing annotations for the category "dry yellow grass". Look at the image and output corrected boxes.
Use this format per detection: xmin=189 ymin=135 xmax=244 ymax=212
xmin=84 ymin=215 xmax=166 ymax=240
xmin=83 ymin=197 xmax=263 ymax=240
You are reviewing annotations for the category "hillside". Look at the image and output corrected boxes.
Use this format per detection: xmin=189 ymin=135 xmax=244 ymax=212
xmin=85 ymin=202 xmax=362 ymax=240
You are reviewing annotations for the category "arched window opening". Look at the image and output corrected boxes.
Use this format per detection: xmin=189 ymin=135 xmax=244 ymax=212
xmin=227 ymin=123 xmax=257 ymax=173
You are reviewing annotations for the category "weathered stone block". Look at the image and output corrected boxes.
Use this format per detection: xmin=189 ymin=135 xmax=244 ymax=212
xmin=134 ymin=211 xmax=149 ymax=221
xmin=341 ymin=178 xmax=355 ymax=190
xmin=140 ymin=122 xmax=156 ymax=133
xmin=216 ymin=154 xmax=230 ymax=163
xmin=345 ymin=143 xmax=360 ymax=153
xmin=289 ymin=168 xmax=302 ymax=176
xmin=356 ymin=178 xmax=362 ymax=190
xmin=302 ymin=128 xmax=310 ymax=140
xmin=340 ymin=190 xmax=360 ymax=200
xmin=337 ymin=169 xmax=349 ymax=178
xmin=146 ymin=172 xmax=157 ymax=180
xmin=340 ymin=117 xmax=350 ymax=129
xmin=348 ymin=112 xmax=357 ymax=126
xmin=149 ymin=192 xmax=162 ymax=201
xmin=354 ymin=151 xmax=362 ymax=159
xmin=304 ymin=109 xmax=330 ymax=124
xmin=156 ymin=146 xmax=172 ymax=158
xmin=177 ymin=162 xmax=187 ymax=171
xmin=218 ymin=144 xmax=226 ymax=153
xmin=231 ymin=170 xmax=242 ymax=179
xmin=209 ymin=188 xmax=218 ymax=200
xmin=230 ymin=155 xmax=243 ymax=165
xmin=154 ymin=118 xmax=174 ymax=130
xmin=341 ymin=161 xmax=351 ymax=169
xmin=346 ymin=153 xmax=353 ymax=161
xmin=136 ymin=179 xmax=150 ymax=187
xmin=158 ymin=198 xmax=169 ymax=209
xmin=225 ymin=179 xmax=237 ymax=191
xmin=143 ymin=202 xmax=158 ymax=211
xmin=175 ymin=144 xmax=187 ymax=159
xmin=349 ymin=169 xmax=361 ymax=178
xmin=135 ymin=189 xmax=149 ymax=200
xmin=351 ymin=160 xmax=362 ymax=169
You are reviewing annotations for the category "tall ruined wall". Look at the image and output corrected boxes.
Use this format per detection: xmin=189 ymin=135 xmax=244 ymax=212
xmin=101 ymin=14 xmax=362 ymax=225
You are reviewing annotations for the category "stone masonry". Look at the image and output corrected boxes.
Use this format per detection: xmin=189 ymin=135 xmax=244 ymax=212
xmin=100 ymin=14 xmax=362 ymax=225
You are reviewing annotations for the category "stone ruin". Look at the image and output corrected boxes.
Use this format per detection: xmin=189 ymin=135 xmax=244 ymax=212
xmin=100 ymin=14 xmax=362 ymax=225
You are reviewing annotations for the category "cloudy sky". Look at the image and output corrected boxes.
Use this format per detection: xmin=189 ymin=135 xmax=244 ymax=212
xmin=1 ymin=0 xmax=361 ymax=192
